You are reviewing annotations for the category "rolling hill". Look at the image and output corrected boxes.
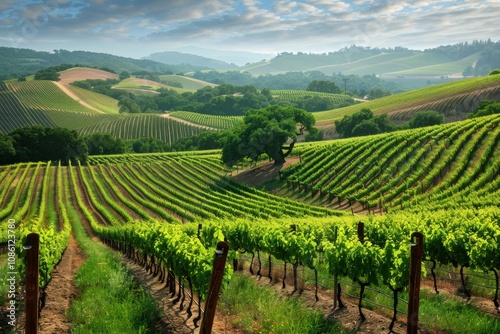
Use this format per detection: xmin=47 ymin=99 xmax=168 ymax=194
xmin=144 ymin=51 xmax=236 ymax=69
xmin=0 ymin=79 xmax=210 ymax=143
xmin=234 ymin=43 xmax=499 ymax=79
xmin=59 ymin=67 xmax=119 ymax=83
xmin=0 ymin=47 xmax=207 ymax=81
xmin=312 ymin=73 xmax=500 ymax=136
xmin=1 ymin=73 xmax=499 ymax=144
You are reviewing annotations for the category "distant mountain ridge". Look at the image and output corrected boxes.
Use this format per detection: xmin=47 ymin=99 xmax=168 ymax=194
xmin=144 ymin=51 xmax=237 ymax=69
xmin=0 ymin=47 xmax=206 ymax=81
xmin=234 ymin=40 xmax=500 ymax=77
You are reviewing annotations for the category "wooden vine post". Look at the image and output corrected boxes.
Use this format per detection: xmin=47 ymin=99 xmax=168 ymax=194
xmin=25 ymin=233 xmax=40 ymax=334
xmin=200 ymin=241 xmax=229 ymax=334
xmin=407 ymin=232 xmax=424 ymax=334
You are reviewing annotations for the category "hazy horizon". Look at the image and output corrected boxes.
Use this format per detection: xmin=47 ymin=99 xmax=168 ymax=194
xmin=0 ymin=0 xmax=498 ymax=64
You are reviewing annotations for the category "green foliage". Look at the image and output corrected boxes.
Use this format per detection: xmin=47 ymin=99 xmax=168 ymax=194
xmin=306 ymin=80 xmax=342 ymax=94
xmin=408 ymin=110 xmax=444 ymax=128
xmin=490 ymin=69 xmax=500 ymax=75
xmin=351 ymin=119 xmax=381 ymax=136
xmin=335 ymin=108 xmax=395 ymax=137
xmin=118 ymin=96 xmax=141 ymax=113
xmin=6 ymin=126 xmax=88 ymax=165
xmin=367 ymin=88 xmax=391 ymax=100
xmin=119 ymin=70 xmax=130 ymax=80
xmin=221 ymin=106 xmax=316 ymax=165
xmin=469 ymin=100 xmax=500 ymax=118
xmin=84 ymin=133 xmax=126 ymax=155
xmin=34 ymin=71 xmax=60 ymax=81
xmin=129 ymin=137 xmax=169 ymax=153
xmin=0 ymin=134 xmax=15 ymax=164
xmin=170 ymin=131 xmax=224 ymax=151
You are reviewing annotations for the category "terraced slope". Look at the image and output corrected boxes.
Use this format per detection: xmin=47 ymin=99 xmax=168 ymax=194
xmin=282 ymin=114 xmax=500 ymax=213
xmin=312 ymin=74 xmax=500 ymax=137
xmin=0 ymin=82 xmax=56 ymax=133
xmin=168 ymin=111 xmax=243 ymax=129
xmin=77 ymin=114 xmax=207 ymax=144
xmin=6 ymin=81 xmax=100 ymax=114
xmin=236 ymin=50 xmax=481 ymax=77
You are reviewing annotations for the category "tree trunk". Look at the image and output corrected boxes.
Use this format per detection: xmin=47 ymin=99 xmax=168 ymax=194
xmin=275 ymin=141 xmax=296 ymax=165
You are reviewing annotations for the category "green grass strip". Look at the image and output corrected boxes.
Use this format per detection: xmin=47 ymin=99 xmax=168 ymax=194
xmin=67 ymin=209 xmax=162 ymax=333
xmin=220 ymin=273 xmax=346 ymax=334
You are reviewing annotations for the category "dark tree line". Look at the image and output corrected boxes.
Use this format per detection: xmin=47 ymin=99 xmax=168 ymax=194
xmin=0 ymin=126 xmax=88 ymax=165
xmin=0 ymin=127 xmax=226 ymax=165
xmin=334 ymin=109 xmax=445 ymax=138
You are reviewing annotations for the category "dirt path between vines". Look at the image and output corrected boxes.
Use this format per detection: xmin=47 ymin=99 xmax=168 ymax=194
xmin=161 ymin=113 xmax=217 ymax=131
xmin=38 ymin=233 xmax=86 ymax=334
xmin=53 ymin=81 xmax=105 ymax=114
xmin=121 ymin=256 xmax=238 ymax=334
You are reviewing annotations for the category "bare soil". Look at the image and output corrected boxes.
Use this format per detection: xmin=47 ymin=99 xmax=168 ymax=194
xmin=37 ymin=234 xmax=86 ymax=334
xmin=59 ymin=67 xmax=119 ymax=84
xmin=121 ymin=256 xmax=242 ymax=334
xmin=231 ymin=157 xmax=300 ymax=188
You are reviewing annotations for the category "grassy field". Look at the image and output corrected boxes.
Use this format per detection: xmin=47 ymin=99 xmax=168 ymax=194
xmin=159 ymin=74 xmax=217 ymax=91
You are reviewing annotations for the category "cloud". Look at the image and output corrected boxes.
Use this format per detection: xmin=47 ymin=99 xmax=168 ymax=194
xmin=0 ymin=0 xmax=497 ymax=58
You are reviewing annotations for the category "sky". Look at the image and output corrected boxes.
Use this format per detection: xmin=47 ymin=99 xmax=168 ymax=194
xmin=0 ymin=0 xmax=498 ymax=64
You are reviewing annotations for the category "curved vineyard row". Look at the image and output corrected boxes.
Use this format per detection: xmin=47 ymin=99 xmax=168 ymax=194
xmin=0 ymin=162 xmax=70 ymax=288
xmin=388 ymin=84 xmax=500 ymax=122
xmin=96 ymin=205 xmax=500 ymax=323
xmin=282 ymin=114 xmax=500 ymax=212
xmin=77 ymin=114 xmax=207 ymax=144
xmin=0 ymin=83 xmax=56 ymax=133
xmin=168 ymin=111 xmax=243 ymax=129
xmin=6 ymin=81 xmax=98 ymax=114
xmin=70 ymin=155 xmax=339 ymax=226
xmin=313 ymin=74 xmax=500 ymax=123
xmin=271 ymin=89 xmax=354 ymax=104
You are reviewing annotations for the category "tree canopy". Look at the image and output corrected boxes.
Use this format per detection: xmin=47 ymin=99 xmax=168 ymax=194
xmin=408 ymin=110 xmax=444 ymax=128
xmin=221 ymin=106 xmax=315 ymax=166
xmin=334 ymin=108 xmax=396 ymax=138
xmin=5 ymin=126 xmax=88 ymax=165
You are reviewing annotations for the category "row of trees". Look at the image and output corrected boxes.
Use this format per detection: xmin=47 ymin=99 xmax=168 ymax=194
xmin=334 ymin=108 xmax=445 ymax=138
xmin=0 ymin=127 xmax=217 ymax=165
xmin=193 ymin=70 xmax=400 ymax=96
xmin=72 ymin=79 xmax=355 ymax=115
xmin=0 ymin=126 xmax=88 ymax=165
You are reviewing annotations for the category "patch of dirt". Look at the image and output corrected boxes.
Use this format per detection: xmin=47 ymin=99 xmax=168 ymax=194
xmin=231 ymin=157 xmax=300 ymax=188
xmin=121 ymin=256 xmax=240 ymax=334
xmin=38 ymin=233 xmax=86 ymax=333
xmin=59 ymin=67 xmax=119 ymax=84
